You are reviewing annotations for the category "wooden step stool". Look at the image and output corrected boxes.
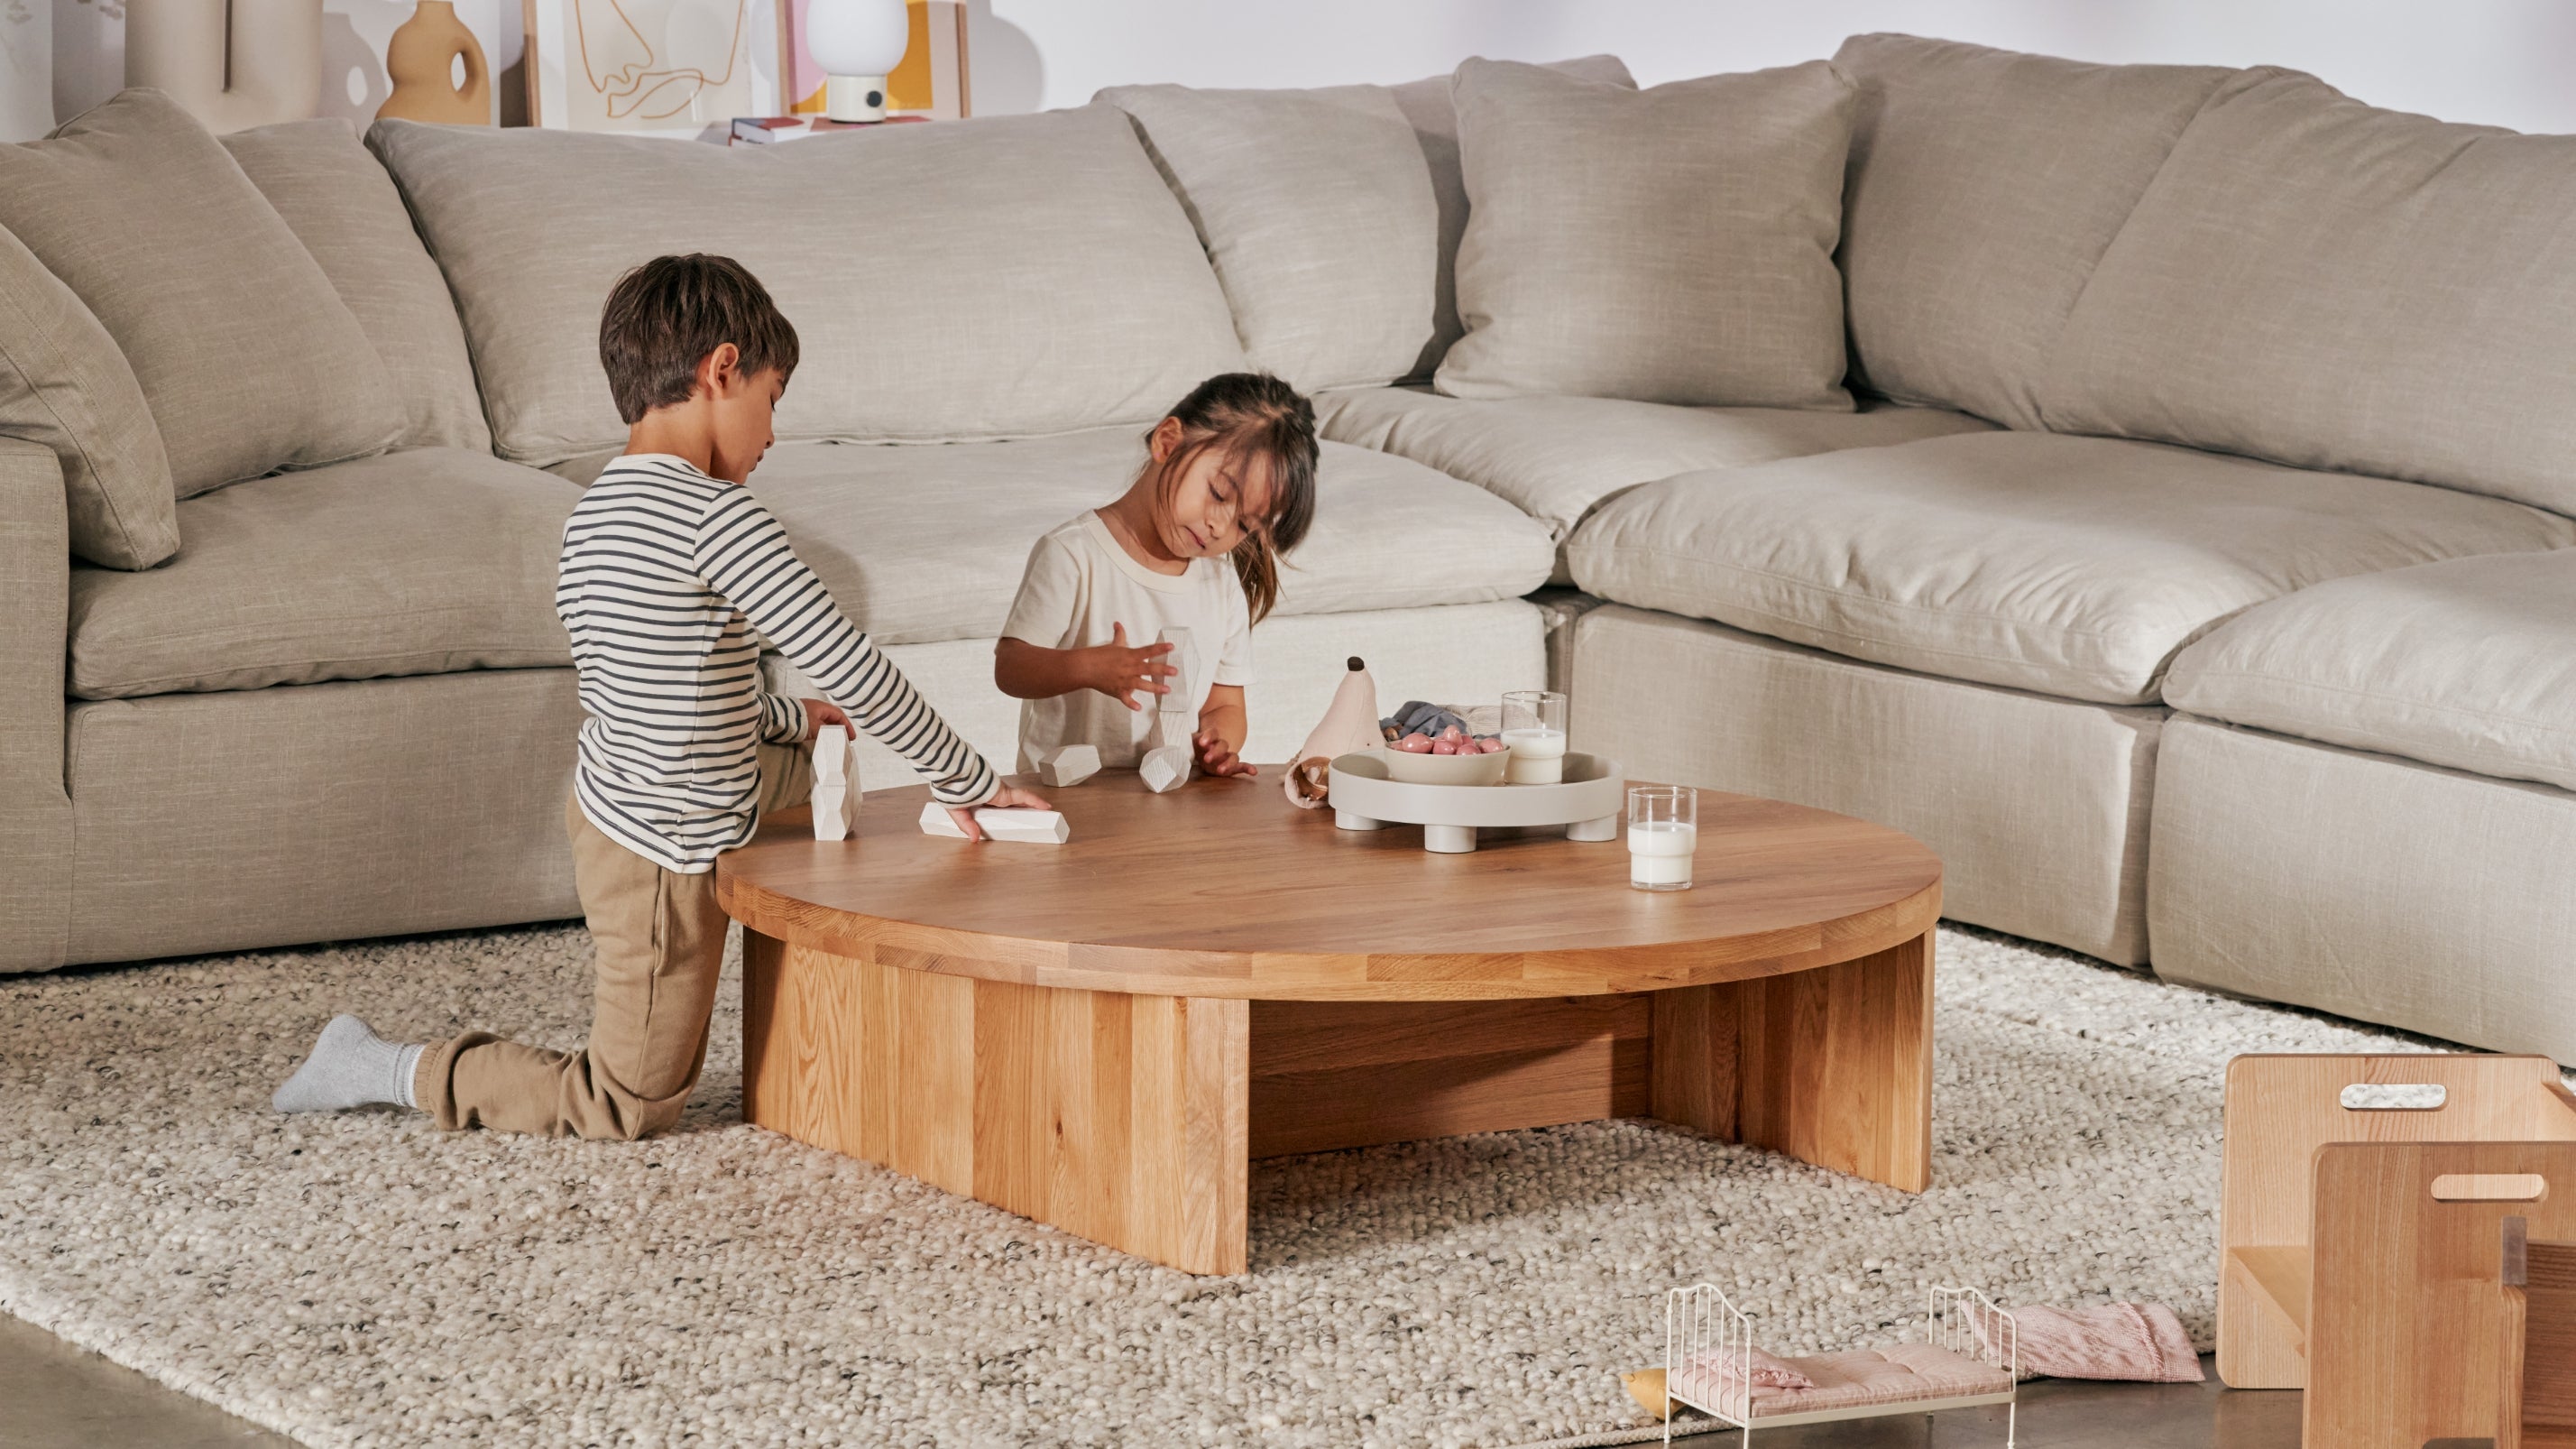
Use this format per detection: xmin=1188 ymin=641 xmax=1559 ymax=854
xmin=2218 ymin=1054 xmax=2576 ymax=1389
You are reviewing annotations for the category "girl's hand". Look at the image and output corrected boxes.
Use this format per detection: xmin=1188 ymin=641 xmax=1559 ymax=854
xmin=1081 ymin=623 xmax=1176 ymax=712
xmin=800 ymin=697 xmax=851 ymax=743
xmin=943 ymin=782 xmax=1052 ymax=841
xmin=1193 ymin=731 xmax=1257 ymax=779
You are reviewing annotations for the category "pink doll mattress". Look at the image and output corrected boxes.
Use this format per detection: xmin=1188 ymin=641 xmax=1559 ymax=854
xmin=1674 ymin=1343 xmax=2015 ymax=1417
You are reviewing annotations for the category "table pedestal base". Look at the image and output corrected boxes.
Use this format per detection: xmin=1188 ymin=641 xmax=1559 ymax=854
xmin=742 ymin=929 xmax=1933 ymax=1274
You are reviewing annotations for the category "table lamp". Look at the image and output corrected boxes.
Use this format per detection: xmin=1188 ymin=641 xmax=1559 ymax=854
xmin=805 ymin=0 xmax=914 ymax=124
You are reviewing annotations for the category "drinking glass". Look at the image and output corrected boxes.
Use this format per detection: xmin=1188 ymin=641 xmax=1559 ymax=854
xmin=1500 ymin=689 xmax=1568 ymax=785
xmin=1627 ymin=785 xmax=1697 ymax=891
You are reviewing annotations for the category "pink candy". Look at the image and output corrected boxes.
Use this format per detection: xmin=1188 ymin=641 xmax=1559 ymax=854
xmin=1391 ymin=730 xmax=1513 ymax=758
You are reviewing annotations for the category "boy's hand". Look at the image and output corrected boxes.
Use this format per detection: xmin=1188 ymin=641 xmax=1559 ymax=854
xmin=944 ymin=782 xmax=1051 ymax=841
xmin=1081 ymin=623 xmax=1175 ymax=712
xmin=799 ymin=697 xmax=851 ymax=743
xmin=1193 ymin=731 xmax=1257 ymax=779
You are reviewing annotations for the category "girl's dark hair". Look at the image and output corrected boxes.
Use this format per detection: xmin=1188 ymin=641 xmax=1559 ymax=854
xmin=598 ymin=254 xmax=801 ymax=424
xmin=1145 ymin=373 xmax=1319 ymax=623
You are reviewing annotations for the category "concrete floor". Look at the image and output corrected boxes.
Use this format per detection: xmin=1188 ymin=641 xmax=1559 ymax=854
xmin=0 ymin=1308 xmax=2298 ymax=1448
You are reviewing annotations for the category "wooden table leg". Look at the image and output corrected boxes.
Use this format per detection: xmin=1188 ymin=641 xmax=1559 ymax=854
xmin=742 ymin=931 xmax=1250 ymax=1274
xmin=1648 ymin=929 xmax=1934 ymax=1192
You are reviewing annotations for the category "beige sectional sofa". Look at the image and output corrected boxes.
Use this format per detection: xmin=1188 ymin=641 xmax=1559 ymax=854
xmin=4 ymin=36 xmax=2570 ymax=1067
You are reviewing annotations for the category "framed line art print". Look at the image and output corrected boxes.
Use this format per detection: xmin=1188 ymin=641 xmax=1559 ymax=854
xmin=523 ymin=0 xmax=788 ymax=134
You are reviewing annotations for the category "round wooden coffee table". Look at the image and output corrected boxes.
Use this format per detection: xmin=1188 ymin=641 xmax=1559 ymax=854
xmin=718 ymin=770 xmax=1941 ymax=1275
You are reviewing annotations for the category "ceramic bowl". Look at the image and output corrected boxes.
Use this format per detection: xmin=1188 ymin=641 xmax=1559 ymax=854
xmin=1378 ymin=746 xmax=1510 ymax=787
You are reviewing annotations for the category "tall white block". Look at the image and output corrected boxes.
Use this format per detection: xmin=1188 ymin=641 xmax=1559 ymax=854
xmin=812 ymin=724 xmax=860 ymax=841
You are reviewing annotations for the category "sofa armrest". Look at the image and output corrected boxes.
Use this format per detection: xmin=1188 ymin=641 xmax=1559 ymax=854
xmin=0 ymin=436 xmax=71 ymax=971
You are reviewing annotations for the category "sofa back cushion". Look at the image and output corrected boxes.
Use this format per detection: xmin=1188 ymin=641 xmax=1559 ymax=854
xmin=2038 ymin=69 xmax=2576 ymax=515
xmin=0 ymin=90 xmax=407 ymax=498
xmin=1386 ymin=55 xmax=1633 ymax=380
xmin=1438 ymin=58 xmax=1855 ymax=411
xmin=0 ymin=226 xmax=179 ymax=568
xmin=1833 ymin=34 xmax=2234 ymax=430
xmin=369 ymin=107 xmax=1247 ymax=467
xmin=1099 ymin=82 xmax=1436 ymax=395
xmin=223 ymin=118 xmax=491 ymax=454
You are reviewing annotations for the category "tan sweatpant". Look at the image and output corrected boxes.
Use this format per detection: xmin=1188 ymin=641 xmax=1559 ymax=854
xmin=417 ymin=743 xmax=811 ymax=1139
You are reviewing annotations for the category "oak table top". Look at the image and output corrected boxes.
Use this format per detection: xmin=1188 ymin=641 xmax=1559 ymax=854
xmin=716 ymin=767 xmax=1943 ymax=1002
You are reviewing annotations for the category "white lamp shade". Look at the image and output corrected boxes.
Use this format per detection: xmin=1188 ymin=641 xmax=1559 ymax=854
xmin=805 ymin=0 xmax=912 ymax=78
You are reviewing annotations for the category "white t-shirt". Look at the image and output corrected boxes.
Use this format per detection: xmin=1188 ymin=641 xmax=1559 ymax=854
xmin=1001 ymin=511 xmax=1254 ymax=771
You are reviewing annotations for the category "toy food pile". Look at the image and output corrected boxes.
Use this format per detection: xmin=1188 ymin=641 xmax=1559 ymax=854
xmin=1380 ymin=700 xmax=1510 ymax=756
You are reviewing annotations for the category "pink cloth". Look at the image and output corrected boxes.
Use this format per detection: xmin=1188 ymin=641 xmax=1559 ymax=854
xmin=1680 ymin=1345 xmax=1816 ymax=1391
xmin=1971 ymin=1301 xmax=2204 ymax=1383
xmin=1673 ymin=1344 xmax=2013 ymax=1417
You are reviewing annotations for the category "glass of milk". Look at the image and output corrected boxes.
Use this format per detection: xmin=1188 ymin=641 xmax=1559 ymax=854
xmin=1627 ymin=785 xmax=1697 ymax=891
xmin=1500 ymin=689 xmax=1568 ymax=784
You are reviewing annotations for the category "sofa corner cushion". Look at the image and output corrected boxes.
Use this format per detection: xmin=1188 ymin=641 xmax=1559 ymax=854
xmin=0 ymin=89 xmax=407 ymax=497
xmin=222 ymin=117 xmax=492 ymax=454
xmin=0 ymin=223 xmax=179 ymax=569
xmin=1318 ymin=385 xmax=1992 ymax=539
xmin=2038 ymin=67 xmax=2576 ymax=516
xmin=1099 ymin=83 xmax=1437 ymax=394
xmin=1831 ymin=33 xmax=2234 ymax=430
xmin=2164 ymin=549 xmax=2576 ymax=794
xmin=68 ymin=449 xmax=578 ymax=700
xmin=741 ymin=431 xmax=1557 ymax=648
xmin=368 ymin=106 xmax=1245 ymax=467
xmin=1438 ymin=58 xmax=1854 ymax=411
xmin=1385 ymin=54 xmax=1634 ymax=379
xmin=1564 ymin=430 xmax=2576 ymax=705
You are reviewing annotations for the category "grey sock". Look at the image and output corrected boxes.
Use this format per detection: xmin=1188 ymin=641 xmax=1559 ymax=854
xmin=272 ymin=1015 xmax=426 ymax=1114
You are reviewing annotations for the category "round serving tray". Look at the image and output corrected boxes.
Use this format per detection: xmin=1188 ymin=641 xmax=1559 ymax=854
xmin=1328 ymin=750 xmax=1627 ymax=854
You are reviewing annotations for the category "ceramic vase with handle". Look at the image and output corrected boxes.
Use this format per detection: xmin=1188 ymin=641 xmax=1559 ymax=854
xmin=380 ymin=1 xmax=491 ymax=125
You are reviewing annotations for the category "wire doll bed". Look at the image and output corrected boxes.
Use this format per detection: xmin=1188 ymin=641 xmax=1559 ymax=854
xmin=1661 ymin=1283 xmax=2019 ymax=1445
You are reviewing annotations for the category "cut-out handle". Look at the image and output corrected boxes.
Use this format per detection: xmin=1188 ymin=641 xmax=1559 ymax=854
xmin=2341 ymin=1083 xmax=2447 ymax=1111
xmin=2431 ymin=1173 xmax=2546 ymax=1202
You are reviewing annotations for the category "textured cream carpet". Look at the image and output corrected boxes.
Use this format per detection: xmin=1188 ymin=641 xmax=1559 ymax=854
xmin=0 ymin=922 xmax=2436 ymax=1447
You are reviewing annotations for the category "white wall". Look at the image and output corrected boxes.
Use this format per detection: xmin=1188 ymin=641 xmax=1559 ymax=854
xmin=977 ymin=0 xmax=2576 ymax=134
xmin=8 ymin=0 xmax=2574 ymax=139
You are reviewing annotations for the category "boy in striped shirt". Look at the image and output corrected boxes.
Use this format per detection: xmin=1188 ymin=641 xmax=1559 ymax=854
xmin=274 ymin=254 xmax=1044 ymax=1138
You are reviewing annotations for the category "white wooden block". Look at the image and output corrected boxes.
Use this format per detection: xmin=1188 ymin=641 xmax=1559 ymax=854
xmin=1145 ymin=707 xmax=1198 ymax=753
xmin=1140 ymin=743 xmax=1192 ymax=795
xmin=812 ymin=724 xmax=860 ymax=841
xmin=977 ymin=809 xmax=1070 ymax=844
xmin=1157 ymin=624 xmax=1194 ymax=705
xmin=1035 ymin=743 xmax=1100 ymax=788
xmin=916 ymin=800 xmax=1072 ymax=844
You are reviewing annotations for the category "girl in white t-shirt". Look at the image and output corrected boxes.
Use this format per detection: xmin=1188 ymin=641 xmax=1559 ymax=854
xmin=996 ymin=374 xmax=1319 ymax=778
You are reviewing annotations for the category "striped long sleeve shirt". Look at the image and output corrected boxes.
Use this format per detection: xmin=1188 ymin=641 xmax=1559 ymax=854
xmin=557 ymin=454 xmax=998 ymax=872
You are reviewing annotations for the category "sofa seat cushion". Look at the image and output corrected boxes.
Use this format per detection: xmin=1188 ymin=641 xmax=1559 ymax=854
xmin=1319 ymin=384 xmax=1992 ymax=539
xmin=747 ymin=430 xmax=1556 ymax=647
xmin=1565 ymin=431 xmax=2576 ymax=706
xmin=2166 ymin=549 xmax=2576 ymax=793
xmin=69 ymin=450 xmax=577 ymax=700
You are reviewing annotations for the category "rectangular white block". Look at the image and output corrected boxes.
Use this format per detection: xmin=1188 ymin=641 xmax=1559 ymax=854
xmin=916 ymin=800 xmax=1072 ymax=844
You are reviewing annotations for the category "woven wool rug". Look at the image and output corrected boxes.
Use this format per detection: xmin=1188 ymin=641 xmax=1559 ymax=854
xmin=0 ymin=921 xmax=2444 ymax=1447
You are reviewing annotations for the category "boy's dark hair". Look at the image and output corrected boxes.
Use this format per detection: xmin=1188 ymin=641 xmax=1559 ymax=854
xmin=597 ymin=254 xmax=800 ymax=425
xmin=1149 ymin=372 xmax=1319 ymax=624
